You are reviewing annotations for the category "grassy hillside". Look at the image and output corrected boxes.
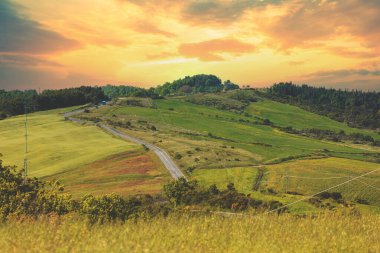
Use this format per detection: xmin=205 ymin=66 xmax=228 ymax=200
xmin=0 ymin=107 xmax=169 ymax=197
xmin=1 ymin=214 xmax=379 ymax=253
xmin=84 ymin=98 xmax=379 ymax=164
xmin=247 ymin=99 xmax=380 ymax=139
xmin=77 ymin=96 xmax=380 ymax=209
xmin=1 ymin=94 xmax=379 ymax=207
xmin=193 ymin=167 xmax=258 ymax=193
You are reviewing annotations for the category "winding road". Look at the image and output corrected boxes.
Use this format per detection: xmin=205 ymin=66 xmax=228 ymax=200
xmin=63 ymin=108 xmax=185 ymax=180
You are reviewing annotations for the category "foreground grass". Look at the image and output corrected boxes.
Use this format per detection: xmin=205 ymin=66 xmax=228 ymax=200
xmin=1 ymin=213 xmax=379 ymax=253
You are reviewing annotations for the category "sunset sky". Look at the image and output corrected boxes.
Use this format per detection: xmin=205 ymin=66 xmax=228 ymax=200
xmin=1 ymin=0 xmax=380 ymax=90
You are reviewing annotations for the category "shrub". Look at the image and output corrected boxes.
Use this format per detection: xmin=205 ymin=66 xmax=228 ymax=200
xmin=0 ymin=112 xmax=7 ymax=120
xmin=163 ymin=178 xmax=200 ymax=205
xmin=79 ymin=194 xmax=142 ymax=224
xmin=0 ymin=160 xmax=75 ymax=220
xmin=356 ymin=198 xmax=369 ymax=205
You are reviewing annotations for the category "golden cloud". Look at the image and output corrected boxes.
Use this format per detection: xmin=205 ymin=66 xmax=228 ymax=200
xmin=179 ymin=38 xmax=256 ymax=61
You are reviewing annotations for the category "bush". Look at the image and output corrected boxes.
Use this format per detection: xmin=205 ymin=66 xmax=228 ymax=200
xmin=0 ymin=112 xmax=7 ymax=120
xmin=0 ymin=160 xmax=75 ymax=220
xmin=163 ymin=179 xmax=286 ymax=212
xmin=79 ymin=194 xmax=142 ymax=224
xmin=163 ymin=178 xmax=200 ymax=205
xmin=356 ymin=198 xmax=369 ymax=205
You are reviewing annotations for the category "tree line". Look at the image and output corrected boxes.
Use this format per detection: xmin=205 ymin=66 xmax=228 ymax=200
xmin=102 ymin=74 xmax=240 ymax=98
xmin=102 ymin=85 xmax=160 ymax=99
xmin=155 ymin=74 xmax=239 ymax=96
xmin=279 ymin=126 xmax=380 ymax=146
xmin=267 ymin=83 xmax=380 ymax=130
xmin=0 ymin=86 xmax=106 ymax=119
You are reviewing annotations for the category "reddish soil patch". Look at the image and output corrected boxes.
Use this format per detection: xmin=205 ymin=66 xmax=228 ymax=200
xmin=84 ymin=151 xmax=161 ymax=176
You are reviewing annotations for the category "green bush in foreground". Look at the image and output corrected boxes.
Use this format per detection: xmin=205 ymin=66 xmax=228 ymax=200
xmin=0 ymin=160 xmax=74 ymax=220
xmin=164 ymin=178 xmax=286 ymax=213
xmin=1 ymin=159 xmax=286 ymax=223
xmin=0 ymin=160 xmax=165 ymax=223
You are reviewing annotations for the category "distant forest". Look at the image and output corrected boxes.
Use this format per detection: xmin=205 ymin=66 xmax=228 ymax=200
xmin=0 ymin=86 xmax=106 ymax=119
xmin=267 ymin=83 xmax=380 ymax=130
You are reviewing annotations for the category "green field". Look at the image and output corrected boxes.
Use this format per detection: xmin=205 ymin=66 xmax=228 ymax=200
xmin=78 ymin=96 xmax=380 ymax=209
xmin=1 ymin=213 xmax=379 ymax=253
xmin=247 ymin=100 xmax=380 ymax=139
xmin=264 ymin=157 xmax=380 ymax=205
xmin=85 ymin=98 xmax=379 ymax=163
xmin=190 ymin=159 xmax=380 ymax=211
xmin=193 ymin=167 xmax=258 ymax=194
xmin=0 ymin=107 xmax=169 ymax=197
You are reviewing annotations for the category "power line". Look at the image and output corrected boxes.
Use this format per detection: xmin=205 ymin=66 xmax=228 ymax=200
xmin=356 ymin=179 xmax=380 ymax=191
xmin=287 ymin=175 xmax=346 ymax=180
xmin=265 ymin=168 xmax=380 ymax=215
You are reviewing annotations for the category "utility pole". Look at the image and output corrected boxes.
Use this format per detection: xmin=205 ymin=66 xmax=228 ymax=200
xmin=347 ymin=174 xmax=350 ymax=201
xmin=24 ymin=105 xmax=28 ymax=184
xmin=285 ymin=170 xmax=289 ymax=194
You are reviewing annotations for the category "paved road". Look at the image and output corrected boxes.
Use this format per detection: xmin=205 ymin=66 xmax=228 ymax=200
xmin=63 ymin=108 xmax=185 ymax=180
xmin=99 ymin=124 xmax=185 ymax=179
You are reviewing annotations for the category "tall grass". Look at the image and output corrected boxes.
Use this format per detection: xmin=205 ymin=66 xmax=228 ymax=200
xmin=1 ymin=212 xmax=379 ymax=252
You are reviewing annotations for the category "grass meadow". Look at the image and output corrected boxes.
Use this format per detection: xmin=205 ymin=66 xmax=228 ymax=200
xmin=1 ymin=213 xmax=379 ymax=253
xmin=247 ymin=100 xmax=380 ymax=139
xmin=90 ymin=98 xmax=378 ymax=164
xmin=264 ymin=157 xmax=380 ymax=206
xmin=78 ymin=98 xmax=380 ymax=210
xmin=192 ymin=167 xmax=258 ymax=194
xmin=0 ymin=107 xmax=169 ymax=197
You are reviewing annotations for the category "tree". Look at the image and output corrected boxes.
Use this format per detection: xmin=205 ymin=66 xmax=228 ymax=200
xmin=163 ymin=178 xmax=199 ymax=205
xmin=0 ymin=159 xmax=74 ymax=220
xmin=223 ymin=80 xmax=239 ymax=91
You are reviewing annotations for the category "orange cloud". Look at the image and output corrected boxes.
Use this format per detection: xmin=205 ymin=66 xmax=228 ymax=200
xmin=182 ymin=0 xmax=283 ymax=26
xmin=179 ymin=38 xmax=255 ymax=61
xmin=258 ymin=0 xmax=380 ymax=57
xmin=131 ymin=21 xmax=176 ymax=37
xmin=145 ymin=52 xmax=178 ymax=60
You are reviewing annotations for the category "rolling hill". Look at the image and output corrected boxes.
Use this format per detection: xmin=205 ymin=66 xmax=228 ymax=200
xmin=1 ymin=82 xmax=380 ymax=212
xmin=75 ymin=92 xmax=380 ymax=211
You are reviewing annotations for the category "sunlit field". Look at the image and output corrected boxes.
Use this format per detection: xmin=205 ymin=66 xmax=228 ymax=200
xmin=0 ymin=108 xmax=169 ymax=197
xmin=1 ymin=213 xmax=379 ymax=253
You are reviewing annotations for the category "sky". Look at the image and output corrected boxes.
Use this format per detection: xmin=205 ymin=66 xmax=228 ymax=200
xmin=0 ymin=0 xmax=380 ymax=91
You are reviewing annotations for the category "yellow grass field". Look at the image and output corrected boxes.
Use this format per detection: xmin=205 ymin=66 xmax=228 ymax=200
xmin=1 ymin=213 xmax=379 ymax=253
